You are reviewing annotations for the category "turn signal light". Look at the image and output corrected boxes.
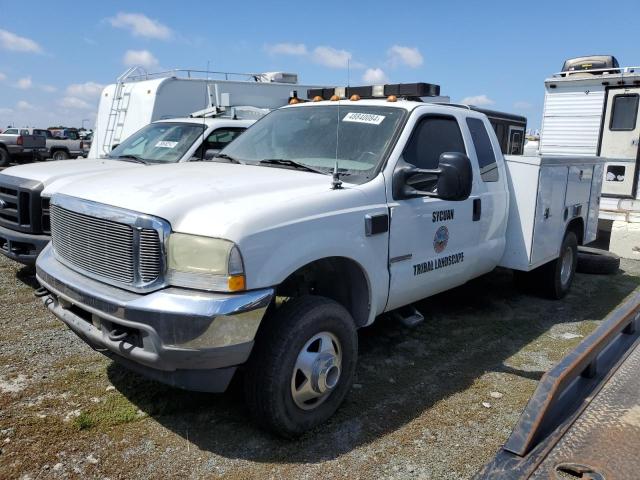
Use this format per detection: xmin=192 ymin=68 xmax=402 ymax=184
xmin=228 ymin=274 xmax=246 ymax=292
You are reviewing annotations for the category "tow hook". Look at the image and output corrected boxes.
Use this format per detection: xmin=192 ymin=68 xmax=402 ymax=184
xmin=34 ymin=286 xmax=49 ymax=298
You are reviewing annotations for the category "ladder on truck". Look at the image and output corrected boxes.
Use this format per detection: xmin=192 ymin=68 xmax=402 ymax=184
xmin=101 ymin=67 xmax=147 ymax=155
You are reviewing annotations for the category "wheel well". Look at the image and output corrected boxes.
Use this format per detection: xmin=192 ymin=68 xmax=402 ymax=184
xmin=276 ymin=257 xmax=371 ymax=327
xmin=567 ymin=217 xmax=585 ymax=245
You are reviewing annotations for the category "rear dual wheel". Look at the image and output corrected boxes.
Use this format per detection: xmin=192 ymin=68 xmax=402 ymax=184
xmin=514 ymin=230 xmax=578 ymax=299
xmin=244 ymin=296 xmax=357 ymax=437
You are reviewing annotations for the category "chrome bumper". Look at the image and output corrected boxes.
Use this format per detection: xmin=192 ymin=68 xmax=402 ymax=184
xmin=35 ymin=244 xmax=274 ymax=392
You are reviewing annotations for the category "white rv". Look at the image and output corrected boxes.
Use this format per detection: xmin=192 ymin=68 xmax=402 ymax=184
xmin=90 ymin=68 xmax=321 ymax=158
xmin=539 ymin=56 xmax=640 ymax=258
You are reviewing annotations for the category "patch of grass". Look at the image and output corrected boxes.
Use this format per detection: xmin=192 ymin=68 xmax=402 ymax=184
xmin=74 ymin=411 xmax=95 ymax=430
xmin=74 ymin=395 xmax=141 ymax=431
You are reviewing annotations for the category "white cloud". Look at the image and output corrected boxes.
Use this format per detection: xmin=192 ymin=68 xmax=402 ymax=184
xmin=40 ymin=84 xmax=57 ymax=93
xmin=15 ymin=76 xmax=32 ymax=90
xmin=387 ymin=45 xmax=423 ymax=68
xmin=0 ymin=29 xmax=42 ymax=53
xmin=108 ymin=12 xmax=172 ymax=40
xmin=514 ymin=101 xmax=532 ymax=110
xmin=17 ymin=100 xmax=34 ymax=110
xmin=362 ymin=68 xmax=389 ymax=84
xmin=265 ymin=43 xmax=307 ymax=56
xmin=66 ymin=81 xmax=105 ymax=99
xmin=0 ymin=72 xmax=6 ymax=81
xmin=58 ymin=97 xmax=92 ymax=110
xmin=312 ymin=46 xmax=353 ymax=69
xmin=460 ymin=95 xmax=495 ymax=106
xmin=123 ymin=49 xmax=159 ymax=69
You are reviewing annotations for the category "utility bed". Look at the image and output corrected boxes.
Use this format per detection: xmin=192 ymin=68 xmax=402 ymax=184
xmin=500 ymin=155 xmax=604 ymax=271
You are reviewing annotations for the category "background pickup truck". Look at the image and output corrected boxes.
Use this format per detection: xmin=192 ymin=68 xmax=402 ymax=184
xmin=39 ymin=129 xmax=85 ymax=160
xmin=0 ymin=128 xmax=46 ymax=167
xmin=0 ymin=116 xmax=253 ymax=265
xmin=33 ymin=82 xmax=605 ymax=437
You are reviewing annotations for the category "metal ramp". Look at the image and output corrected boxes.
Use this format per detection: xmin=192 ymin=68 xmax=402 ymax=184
xmin=101 ymin=66 xmax=147 ymax=155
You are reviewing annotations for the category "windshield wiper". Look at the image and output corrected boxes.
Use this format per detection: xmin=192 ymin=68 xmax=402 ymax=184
xmin=116 ymin=154 xmax=148 ymax=165
xmin=213 ymin=153 xmax=243 ymax=164
xmin=259 ymin=159 xmax=328 ymax=175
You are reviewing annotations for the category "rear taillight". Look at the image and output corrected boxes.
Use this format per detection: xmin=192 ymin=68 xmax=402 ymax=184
xmin=79 ymin=141 xmax=84 ymax=150
xmin=16 ymin=136 xmax=23 ymax=145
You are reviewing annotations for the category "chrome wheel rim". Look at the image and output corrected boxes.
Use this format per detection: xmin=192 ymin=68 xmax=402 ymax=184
xmin=560 ymin=246 xmax=573 ymax=286
xmin=291 ymin=331 xmax=342 ymax=410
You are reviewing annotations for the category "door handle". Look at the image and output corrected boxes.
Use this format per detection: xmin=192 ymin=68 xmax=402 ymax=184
xmin=473 ymin=198 xmax=481 ymax=221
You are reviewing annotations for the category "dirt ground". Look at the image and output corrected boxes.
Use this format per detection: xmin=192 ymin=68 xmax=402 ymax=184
xmin=1 ymin=254 xmax=638 ymax=480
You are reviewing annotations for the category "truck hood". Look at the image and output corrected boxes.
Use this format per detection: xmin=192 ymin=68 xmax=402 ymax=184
xmin=53 ymin=162 xmax=369 ymax=240
xmin=1 ymin=158 xmax=140 ymax=185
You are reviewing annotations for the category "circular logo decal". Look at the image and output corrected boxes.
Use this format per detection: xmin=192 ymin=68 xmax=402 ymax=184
xmin=433 ymin=225 xmax=449 ymax=254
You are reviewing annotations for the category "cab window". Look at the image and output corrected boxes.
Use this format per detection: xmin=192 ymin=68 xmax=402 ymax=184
xmin=467 ymin=117 xmax=499 ymax=182
xmin=193 ymin=127 xmax=246 ymax=159
xmin=3 ymin=129 xmax=18 ymax=135
xmin=402 ymin=116 xmax=466 ymax=191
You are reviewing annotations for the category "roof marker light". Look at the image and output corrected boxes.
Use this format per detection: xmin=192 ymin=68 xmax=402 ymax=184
xmin=350 ymin=94 xmax=360 ymax=101
xmin=387 ymin=95 xmax=398 ymax=102
xmin=313 ymin=95 xmax=323 ymax=102
xmin=330 ymin=95 xmax=340 ymax=101
xmin=289 ymin=97 xmax=301 ymax=104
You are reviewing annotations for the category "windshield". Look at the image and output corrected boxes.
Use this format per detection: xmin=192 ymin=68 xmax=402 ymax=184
xmin=109 ymin=122 xmax=205 ymax=163
xmin=220 ymin=105 xmax=406 ymax=182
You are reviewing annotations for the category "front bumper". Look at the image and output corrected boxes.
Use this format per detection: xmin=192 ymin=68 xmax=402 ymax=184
xmin=0 ymin=224 xmax=50 ymax=265
xmin=36 ymin=244 xmax=274 ymax=392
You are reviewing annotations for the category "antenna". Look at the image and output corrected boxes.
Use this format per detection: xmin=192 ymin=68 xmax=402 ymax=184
xmin=201 ymin=61 xmax=210 ymax=160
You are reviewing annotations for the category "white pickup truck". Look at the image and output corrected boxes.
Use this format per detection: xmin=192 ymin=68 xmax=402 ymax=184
xmin=34 ymin=83 xmax=604 ymax=437
xmin=0 ymin=116 xmax=253 ymax=265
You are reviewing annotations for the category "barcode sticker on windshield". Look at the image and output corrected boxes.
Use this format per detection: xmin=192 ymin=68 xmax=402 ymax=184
xmin=342 ymin=112 xmax=385 ymax=125
xmin=155 ymin=141 xmax=178 ymax=148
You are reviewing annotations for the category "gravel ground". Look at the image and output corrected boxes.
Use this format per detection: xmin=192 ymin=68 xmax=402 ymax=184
xmin=1 ymin=254 xmax=639 ymax=480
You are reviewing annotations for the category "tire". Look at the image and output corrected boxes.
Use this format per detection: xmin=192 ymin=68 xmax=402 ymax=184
xmin=577 ymin=246 xmax=620 ymax=275
xmin=0 ymin=148 xmax=9 ymax=167
xmin=51 ymin=150 xmax=69 ymax=160
xmin=513 ymin=231 xmax=578 ymax=299
xmin=244 ymin=295 xmax=357 ymax=437
xmin=539 ymin=230 xmax=578 ymax=299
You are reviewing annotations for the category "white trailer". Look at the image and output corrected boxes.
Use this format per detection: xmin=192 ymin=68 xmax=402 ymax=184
xmin=538 ymin=56 xmax=640 ymax=258
xmin=89 ymin=67 xmax=322 ymax=158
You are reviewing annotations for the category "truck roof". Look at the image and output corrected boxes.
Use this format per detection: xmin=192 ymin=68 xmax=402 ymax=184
xmin=153 ymin=117 xmax=256 ymax=127
xmin=284 ymin=98 xmax=484 ymax=116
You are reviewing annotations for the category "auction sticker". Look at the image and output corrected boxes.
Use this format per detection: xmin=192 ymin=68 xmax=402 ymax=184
xmin=342 ymin=112 xmax=385 ymax=125
xmin=155 ymin=141 xmax=178 ymax=148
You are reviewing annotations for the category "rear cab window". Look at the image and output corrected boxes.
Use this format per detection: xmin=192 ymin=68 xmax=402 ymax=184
xmin=466 ymin=117 xmax=499 ymax=182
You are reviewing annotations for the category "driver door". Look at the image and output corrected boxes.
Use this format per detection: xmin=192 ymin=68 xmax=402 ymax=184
xmin=386 ymin=114 xmax=481 ymax=310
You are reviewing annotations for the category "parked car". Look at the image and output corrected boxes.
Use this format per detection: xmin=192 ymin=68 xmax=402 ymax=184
xmin=39 ymin=129 xmax=84 ymax=160
xmin=0 ymin=116 xmax=253 ymax=264
xmin=0 ymin=128 xmax=46 ymax=166
xmin=34 ymin=82 xmax=605 ymax=436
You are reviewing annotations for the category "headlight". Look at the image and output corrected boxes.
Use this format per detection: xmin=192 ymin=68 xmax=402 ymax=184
xmin=167 ymin=233 xmax=245 ymax=292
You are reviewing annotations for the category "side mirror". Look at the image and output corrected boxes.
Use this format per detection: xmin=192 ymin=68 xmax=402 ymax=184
xmin=204 ymin=149 xmax=219 ymax=160
xmin=394 ymin=152 xmax=473 ymax=201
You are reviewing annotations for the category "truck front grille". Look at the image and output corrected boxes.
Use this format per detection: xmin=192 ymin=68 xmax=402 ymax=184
xmin=50 ymin=204 xmax=164 ymax=288
xmin=0 ymin=176 xmax=43 ymax=233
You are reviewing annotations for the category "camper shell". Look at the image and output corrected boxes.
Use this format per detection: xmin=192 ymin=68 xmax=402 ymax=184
xmin=90 ymin=68 xmax=323 ymax=158
xmin=538 ymin=56 xmax=640 ymax=258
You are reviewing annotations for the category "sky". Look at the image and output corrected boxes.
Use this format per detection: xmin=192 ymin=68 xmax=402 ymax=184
xmin=0 ymin=0 xmax=637 ymax=130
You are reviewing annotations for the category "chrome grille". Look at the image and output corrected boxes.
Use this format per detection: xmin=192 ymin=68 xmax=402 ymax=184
xmin=139 ymin=229 xmax=161 ymax=282
xmin=51 ymin=205 xmax=135 ymax=284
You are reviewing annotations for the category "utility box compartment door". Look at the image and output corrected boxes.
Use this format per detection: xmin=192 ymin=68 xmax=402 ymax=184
xmin=531 ymin=166 xmax=569 ymax=266
xmin=599 ymin=87 xmax=640 ymax=198
xmin=566 ymin=165 xmax=593 ymax=206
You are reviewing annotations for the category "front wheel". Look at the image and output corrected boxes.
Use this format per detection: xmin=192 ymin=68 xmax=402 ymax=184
xmin=244 ymin=295 xmax=357 ymax=437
